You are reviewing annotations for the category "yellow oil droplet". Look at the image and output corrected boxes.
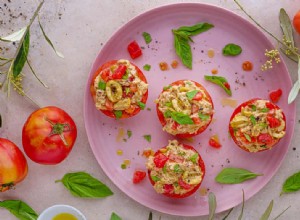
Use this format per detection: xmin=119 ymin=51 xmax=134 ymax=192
xmin=123 ymin=159 xmax=131 ymax=165
xmin=116 ymin=150 xmax=123 ymax=156
xmin=199 ymin=187 xmax=208 ymax=196
xmin=52 ymin=213 xmax=77 ymax=220
xmin=207 ymin=49 xmax=215 ymax=58
xmin=221 ymin=98 xmax=238 ymax=108
xmin=116 ymin=128 xmax=125 ymax=142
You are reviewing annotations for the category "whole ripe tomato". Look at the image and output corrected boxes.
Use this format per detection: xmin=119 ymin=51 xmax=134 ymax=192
xmin=293 ymin=10 xmax=300 ymax=34
xmin=0 ymin=138 xmax=28 ymax=192
xmin=22 ymin=106 xmax=77 ymax=165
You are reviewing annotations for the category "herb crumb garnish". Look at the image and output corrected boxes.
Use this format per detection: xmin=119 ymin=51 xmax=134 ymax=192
xmin=143 ymin=64 xmax=151 ymax=71
xmin=127 ymin=130 xmax=132 ymax=138
xmin=159 ymin=62 xmax=169 ymax=71
xmin=142 ymin=32 xmax=152 ymax=44
xmin=143 ymin=134 xmax=151 ymax=143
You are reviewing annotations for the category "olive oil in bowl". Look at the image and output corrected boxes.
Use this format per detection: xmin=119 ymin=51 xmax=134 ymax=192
xmin=52 ymin=213 xmax=78 ymax=220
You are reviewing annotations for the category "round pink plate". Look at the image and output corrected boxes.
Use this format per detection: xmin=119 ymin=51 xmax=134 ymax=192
xmin=84 ymin=3 xmax=295 ymax=216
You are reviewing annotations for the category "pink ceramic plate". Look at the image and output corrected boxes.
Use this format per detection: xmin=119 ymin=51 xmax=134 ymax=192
xmin=84 ymin=3 xmax=295 ymax=216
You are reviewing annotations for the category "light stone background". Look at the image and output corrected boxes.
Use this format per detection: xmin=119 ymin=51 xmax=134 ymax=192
xmin=0 ymin=0 xmax=300 ymax=219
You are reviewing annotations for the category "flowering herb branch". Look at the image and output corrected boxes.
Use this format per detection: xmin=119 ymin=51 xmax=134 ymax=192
xmin=0 ymin=0 xmax=63 ymax=107
xmin=234 ymin=0 xmax=300 ymax=104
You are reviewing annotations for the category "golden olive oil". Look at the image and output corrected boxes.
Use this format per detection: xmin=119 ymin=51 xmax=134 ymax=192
xmin=52 ymin=213 xmax=78 ymax=220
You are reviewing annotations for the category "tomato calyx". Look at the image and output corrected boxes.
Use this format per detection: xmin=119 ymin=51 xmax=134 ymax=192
xmin=45 ymin=118 xmax=71 ymax=146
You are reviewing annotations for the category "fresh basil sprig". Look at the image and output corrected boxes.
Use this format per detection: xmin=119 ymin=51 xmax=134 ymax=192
xmin=208 ymin=192 xmax=216 ymax=220
xmin=110 ymin=212 xmax=122 ymax=220
xmin=56 ymin=171 xmax=113 ymax=198
xmin=170 ymin=111 xmax=194 ymax=125
xmin=281 ymin=170 xmax=300 ymax=195
xmin=0 ymin=200 xmax=38 ymax=220
xmin=172 ymin=22 xmax=214 ymax=69
xmin=222 ymin=43 xmax=242 ymax=56
xmin=215 ymin=168 xmax=263 ymax=184
xmin=204 ymin=75 xmax=232 ymax=96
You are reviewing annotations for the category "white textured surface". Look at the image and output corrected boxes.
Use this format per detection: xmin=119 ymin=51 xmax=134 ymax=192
xmin=0 ymin=0 xmax=299 ymax=219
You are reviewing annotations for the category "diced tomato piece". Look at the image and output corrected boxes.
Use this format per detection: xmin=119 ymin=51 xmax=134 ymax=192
xmin=171 ymin=121 xmax=179 ymax=130
xmin=142 ymin=149 xmax=154 ymax=158
xmin=192 ymin=92 xmax=203 ymax=101
xmin=223 ymin=82 xmax=231 ymax=90
xmin=125 ymin=105 xmax=136 ymax=114
xmin=127 ymin=41 xmax=142 ymax=59
xmin=130 ymin=83 xmax=138 ymax=92
xmin=101 ymin=69 xmax=111 ymax=81
xmin=269 ymin=89 xmax=282 ymax=103
xmin=266 ymin=102 xmax=275 ymax=110
xmin=112 ymin=65 xmax=127 ymax=79
xmin=163 ymin=184 xmax=174 ymax=194
xmin=209 ymin=135 xmax=222 ymax=148
xmin=192 ymin=117 xmax=201 ymax=124
xmin=153 ymin=153 xmax=168 ymax=168
xmin=133 ymin=170 xmax=146 ymax=184
xmin=267 ymin=116 xmax=281 ymax=128
xmin=105 ymin=100 xmax=114 ymax=111
xmin=257 ymin=133 xmax=273 ymax=145
xmin=178 ymin=178 xmax=192 ymax=190
xmin=191 ymin=104 xmax=199 ymax=113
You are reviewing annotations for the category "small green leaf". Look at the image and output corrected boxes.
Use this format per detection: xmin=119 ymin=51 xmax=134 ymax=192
xmin=56 ymin=171 xmax=113 ymax=198
xmin=98 ymin=81 xmax=106 ymax=90
xmin=142 ymin=32 xmax=152 ymax=44
xmin=163 ymin=110 xmax=172 ymax=118
xmin=171 ymin=111 xmax=194 ymax=125
xmin=127 ymin=130 xmax=132 ymax=138
xmin=281 ymin=170 xmax=300 ymax=195
xmin=174 ymin=34 xmax=192 ymax=69
xmin=176 ymin=22 xmax=214 ymax=36
xmin=122 ymin=70 xmax=129 ymax=80
xmin=143 ymin=134 xmax=151 ymax=143
xmin=12 ymin=30 xmax=30 ymax=78
xmin=173 ymin=164 xmax=182 ymax=173
xmin=215 ymin=167 xmax=263 ymax=184
xmin=261 ymin=108 xmax=270 ymax=113
xmin=259 ymin=200 xmax=273 ymax=220
xmin=0 ymin=27 xmax=27 ymax=42
xmin=110 ymin=212 xmax=122 ymax=220
xmin=151 ymin=175 xmax=160 ymax=182
xmin=114 ymin=110 xmax=123 ymax=119
xmin=199 ymin=113 xmax=210 ymax=121
xmin=244 ymin=133 xmax=252 ymax=142
xmin=163 ymin=85 xmax=171 ymax=91
xmin=143 ymin=64 xmax=151 ymax=71
xmin=238 ymin=190 xmax=245 ymax=220
xmin=189 ymin=153 xmax=198 ymax=164
xmin=208 ymin=192 xmax=216 ymax=220
xmin=138 ymin=101 xmax=146 ymax=110
xmin=222 ymin=43 xmax=242 ymax=56
xmin=250 ymin=105 xmax=257 ymax=111
xmin=250 ymin=115 xmax=256 ymax=125
xmin=165 ymin=102 xmax=172 ymax=107
xmin=186 ymin=90 xmax=198 ymax=100
xmin=0 ymin=200 xmax=38 ymax=220
xmin=204 ymin=75 xmax=232 ymax=96
xmin=162 ymin=165 xmax=167 ymax=173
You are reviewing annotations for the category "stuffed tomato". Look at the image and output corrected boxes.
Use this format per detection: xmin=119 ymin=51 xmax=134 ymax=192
xmin=229 ymin=98 xmax=286 ymax=153
xmin=90 ymin=59 xmax=148 ymax=119
xmin=156 ymin=80 xmax=214 ymax=138
xmin=146 ymin=140 xmax=205 ymax=198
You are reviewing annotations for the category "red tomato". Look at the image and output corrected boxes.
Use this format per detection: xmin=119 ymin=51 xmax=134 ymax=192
xmin=223 ymin=82 xmax=231 ymax=90
xmin=293 ymin=10 xmax=300 ymax=34
xmin=257 ymin=133 xmax=273 ymax=145
xmin=153 ymin=153 xmax=168 ymax=168
xmin=0 ymin=138 xmax=28 ymax=192
xmin=22 ymin=107 xmax=77 ymax=165
xmin=156 ymin=80 xmax=214 ymax=138
xmin=267 ymin=116 xmax=281 ymax=128
xmin=148 ymin=143 xmax=205 ymax=198
xmin=112 ymin=65 xmax=127 ymax=79
xmin=127 ymin=41 xmax=142 ymax=59
xmin=269 ymin=89 xmax=282 ymax=103
xmin=209 ymin=135 xmax=222 ymax=148
xmin=90 ymin=60 xmax=148 ymax=119
xmin=133 ymin=170 xmax=146 ymax=184
xmin=192 ymin=92 xmax=203 ymax=101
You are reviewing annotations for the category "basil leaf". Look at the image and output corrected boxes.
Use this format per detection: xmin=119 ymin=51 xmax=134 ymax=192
xmin=114 ymin=110 xmax=122 ymax=119
xmin=189 ymin=153 xmax=198 ymax=164
xmin=261 ymin=108 xmax=270 ymax=113
xmin=215 ymin=168 xmax=263 ymax=184
xmin=0 ymin=200 xmax=38 ymax=220
xmin=56 ymin=172 xmax=113 ymax=198
xmin=222 ymin=43 xmax=242 ymax=56
xmin=176 ymin=22 xmax=214 ymax=36
xmin=238 ymin=190 xmax=245 ymax=220
xmin=222 ymin=208 xmax=233 ymax=220
xmin=199 ymin=113 xmax=210 ymax=121
xmin=12 ymin=30 xmax=30 ymax=77
xmin=151 ymin=175 xmax=160 ymax=182
xmin=163 ymin=85 xmax=171 ymax=91
xmin=279 ymin=8 xmax=294 ymax=48
xmin=143 ymin=64 xmax=151 ymax=71
xmin=174 ymin=34 xmax=192 ymax=69
xmin=148 ymin=212 xmax=153 ymax=220
xmin=250 ymin=115 xmax=256 ymax=125
xmin=186 ymin=90 xmax=198 ymax=100
xmin=110 ymin=212 xmax=122 ymax=220
xmin=143 ymin=134 xmax=151 ymax=143
xmin=281 ymin=170 xmax=300 ymax=195
xmin=171 ymin=111 xmax=194 ymax=125
xmin=204 ymin=75 xmax=232 ymax=96
xmin=244 ymin=133 xmax=252 ymax=142
xmin=164 ymin=110 xmax=172 ymax=118
xmin=259 ymin=200 xmax=273 ymax=220
xmin=142 ymin=32 xmax=152 ymax=44
xmin=0 ymin=27 xmax=27 ymax=42
xmin=38 ymin=18 xmax=64 ymax=58
xmin=98 ymin=81 xmax=106 ymax=90
xmin=165 ymin=102 xmax=172 ymax=107
xmin=250 ymin=105 xmax=257 ymax=111
xmin=127 ymin=130 xmax=132 ymax=138
xmin=173 ymin=164 xmax=182 ymax=173
xmin=138 ymin=101 xmax=146 ymax=110
xmin=208 ymin=192 xmax=216 ymax=220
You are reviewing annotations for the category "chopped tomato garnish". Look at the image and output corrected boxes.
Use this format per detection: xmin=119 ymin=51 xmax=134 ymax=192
xmin=257 ymin=133 xmax=273 ymax=145
xmin=171 ymin=121 xmax=179 ymax=130
xmin=242 ymin=61 xmax=253 ymax=71
xmin=163 ymin=184 xmax=174 ymax=194
xmin=101 ymin=69 xmax=111 ymax=81
xmin=133 ymin=170 xmax=146 ymax=184
xmin=209 ymin=135 xmax=222 ymax=148
xmin=178 ymin=178 xmax=192 ymax=190
xmin=265 ymin=102 xmax=275 ymax=110
xmin=130 ymin=83 xmax=138 ymax=92
xmin=223 ymin=82 xmax=231 ymax=90
xmin=267 ymin=116 xmax=281 ymax=128
xmin=192 ymin=117 xmax=201 ymax=124
xmin=105 ymin=100 xmax=114 ymax=111
xmin=153 ymin=153 xmax=168 ymax=168
xmin=192 ymin=92 xmax=203 ymax=101
xmin=142 ymin=149 xmax=154 ymax=158
xmin=269 ymin=89 xmax=282 ymax=103
xmin=127 ymin=41 xmax=142 ymax=59
xmin=112 ymin=65 xmax=127 ymax=79
xmin=125 ymin=105 xmax=136 ymax=114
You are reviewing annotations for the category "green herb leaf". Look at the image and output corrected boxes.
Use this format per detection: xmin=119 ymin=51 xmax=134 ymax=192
xmin=173 ymin=164 xmax=182 ymax=173
xmin=110 ymin=212 xmax=122 ymax=220
xmin=208 ymin=192 xmax=216 ymax=220
xmin=38 ymin=18 xmax=64 ymax=58
xmin=165 ymin=102 xmax=172 ymax=107
xmin=98 ymin=81 xmax=106 ymax=90
xmin=138 ymin=101 xmax=146 ymax=110
xmin=281 ymin=170 xmax=300 ymax=195
xmin=0 ymin=200 xmax=38 ymax=220
xmin=204 ymin=75 xmax=232 ymax=96
xmin=279 ymin=9 xmax=294 ymax=48
xmin=0 ymin=27 xmax=27 ymax=42
xmin=151 ymin=175 xmax=160 ymax=182
xmin=122 ymin=70 xmax=129 ymax=80
xmin=163 ymin=85 xmax=171 ymax=91
xmin=174 ymin=34 xmax=192 ymax=69
xmin=143 ymin=64 xmax=151 ymax=71
xmin=199 ymin=113 xmax=210 ymax=121
xmin=142 ymin=32 xmax=152 ymax=44
xmin=259 ymin=200 xmax=273 ymax=220
xmin=148 ymin=211 xmax=153 ymax=220
xmin=261 ymin=108 xmax=270 ymax=113
xmin=215 ymin=167 xmax=263 ymax=184
xmin=222 ymin=43 xmax=242 ymax=56
xmin=250 ymin=115 xmax=256 ymax=125
xmin=176 ymin=22 xmax=214 ymax=36
xmin=189 ymin=153 xmax=198 ymax=164
xmin=143 ymin=134 xmax=151 ymax=143
xmin=251 ymin=105 xmax=257 ymax=111
xmin=56 ymin=171 xmax=113 ymax=198
xmin=127 ymin=130 xmax=132 ymax=138
xmin=244 ymin=133 xmax=252 ymax=142
xmin=12 ymin=30 xmax=30 ymax=78
xmin=222 ymin=208 xmax=233 ymax=220
xmin=238 ymin=190 xmax=245 ymax=220
xmin=114 ymin=110 xmax=123 ymax=119
xmin=121 ymin=164 xmax=127 ymax=169
xmin=186 ymin=90 xmax=198 ymax=100
xmin=163 ymin=110 xmax=172 ymax=118
xmin=171 ymin=111 xmax=194 ymax=125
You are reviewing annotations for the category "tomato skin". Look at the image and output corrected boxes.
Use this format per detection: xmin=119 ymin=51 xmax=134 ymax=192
xmin=209 ymin=135 xmax=222 ymax=148
xmin=153 ymin=153 xmax=169 ymax=168
xmin=22 ymin=107 xmax=77 ymax=165
xmin=269 ymin=89 xmax=282 ymax=103
xmin=127 ymin=41 xmax=142 ymax=59
xmin=148 ymin=143 xmax=205 ymax=199
xmin=133 ymin=170 xmax=146 ymax=184
xmin=112 ymin=65 xmax=127 ymax=79
xmin=0 ymin=138 xmax=28 ymax=192
xmin=293 ymin=10 xmax=300 ymax=34
xmin=267 ymin=116 xmax=281 ymax=128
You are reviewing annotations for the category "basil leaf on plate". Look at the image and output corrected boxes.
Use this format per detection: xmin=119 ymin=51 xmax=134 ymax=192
xmin=222 ymin=43 xmax=242 ymax=56
xmin=208 ymin=192 xmax=216 ymax=220
xmin=171 ymin=111 xmax=194 ymax=125
xmin=114 ymin=110 xmax=123 ymax=119
xmin=142 ymin=32 xmax=152 ymax=44
xmin=215 ymin=167 xmax=263 ymax=184
xmin=259 ymin=200 xmax=273 ymax=220
xmin=281 ymin=170 xmax=300 ymax=195
xmin=176 ymin=22 xmax=214 ymax=36
xmin=143 ymin=64 xmax=151 ymax=71
xmin=204 ymin=75 xmax=232 ymax=96
xmin=186 ymin=90 xmax=198 ymax=100
xmin=0 ymin=200 xmax=38 ymax=220
xmin=110 ymin=212 xmax=122 ymax=220
xmin=56 ymin=171 xmax=113 ymax=198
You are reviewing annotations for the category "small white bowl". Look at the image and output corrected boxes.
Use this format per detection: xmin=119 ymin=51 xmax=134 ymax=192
xmin=38 ymin=204 xmax=86 ymax=220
